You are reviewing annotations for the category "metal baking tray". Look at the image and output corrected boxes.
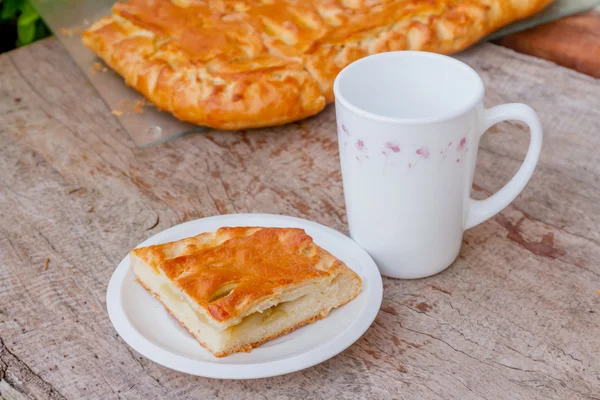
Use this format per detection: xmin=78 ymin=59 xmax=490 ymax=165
xmin=31 ymin=0 xmax=202 ymax=148
xmin=31 ymin=0 xmax=599 ymax=148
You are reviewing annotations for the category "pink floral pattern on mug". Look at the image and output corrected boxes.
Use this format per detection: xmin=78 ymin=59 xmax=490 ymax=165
xmin=356 ymin=139 xmax=369 ymax=162
xmin=408 ymin=146 xmax=430 ymax=171
xmin=416 ymin=146 xmax=430 ymax=158
xmin=341 ymin=130 xmax=469 ymax=172
xmin=440 ymin=142 xmax=452 ymax=162
xmin=382 ymin=142 xmax=401 ymax=171
xmin=384 ymin=142 xmax=401 ymax=153
xmin=456 ymin=137 xmax=468 ymax=163
xmin=339 ymin=123 xmax=351 ymax=149
xmin=342 ymin=124 xmax=350 ymax=136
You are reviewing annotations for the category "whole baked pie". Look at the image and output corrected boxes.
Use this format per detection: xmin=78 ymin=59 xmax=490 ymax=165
xmin=130 ymin=227 xmax=362 ymax=357
xmin=83 ymin=0 xmax=553 ymax=129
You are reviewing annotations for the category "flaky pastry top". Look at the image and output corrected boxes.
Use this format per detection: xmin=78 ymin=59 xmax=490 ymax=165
xmin=83 ymin=0 xmax=553 ymax=129
xmin=131 ymin=227 xmax=357 ymax=325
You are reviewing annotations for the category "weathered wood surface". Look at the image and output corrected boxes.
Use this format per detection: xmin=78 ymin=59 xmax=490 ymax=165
xmin=1 ymin=38 xmax=599 ymax=400
xmin=496 ymin=6 xmax=600 ymax=79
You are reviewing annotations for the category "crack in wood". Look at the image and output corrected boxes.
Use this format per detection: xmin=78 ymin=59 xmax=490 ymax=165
xmin=0 ymin=337 xmax=67 ymax=400
xmin=146 ymin=212 xmax=160 ymax=230
xmin=7 ymin=56 xmax=53 ymax=111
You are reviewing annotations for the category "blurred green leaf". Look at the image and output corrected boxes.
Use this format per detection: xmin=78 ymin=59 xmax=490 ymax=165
xmin=17 ymin=17 xmax=35 ymax=45
xmin=17 ymin=0 xmax=37 ymax=25
xmin=1 ymin=0 xmax=50 ymax=50
xmin=1 ymin=0 xmax=23 ymax=20
xmin=34 ymin=17 xmax=48 ymax=40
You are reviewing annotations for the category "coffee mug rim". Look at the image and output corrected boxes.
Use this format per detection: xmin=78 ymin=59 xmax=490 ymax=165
xmin=333 ymin=51 xmax=485 ymax=126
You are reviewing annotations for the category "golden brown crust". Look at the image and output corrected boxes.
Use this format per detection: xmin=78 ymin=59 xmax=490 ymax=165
xmin=83 ymin=0 xmax=553 ymax=129
xmin=130 ymin=227 xmax=261 ymax=274
xmin=131 ymin=227 xmax=360 ymax=324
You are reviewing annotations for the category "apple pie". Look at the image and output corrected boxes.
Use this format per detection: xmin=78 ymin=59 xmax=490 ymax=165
xmin=130 ymin=227 xmax=362 ymax=357
xmin=83 ymin=0 xmax=553 ymax=130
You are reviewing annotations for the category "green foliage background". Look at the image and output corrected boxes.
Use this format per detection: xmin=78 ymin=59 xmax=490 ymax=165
xmin=0 ymin=0 xmax=49 ymax=50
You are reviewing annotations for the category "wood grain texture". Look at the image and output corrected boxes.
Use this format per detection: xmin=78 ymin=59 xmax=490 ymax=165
xmin=0 ymin=38 xmax=599 ymax=399
xmin=496 ymin=7 xmax=600 ymax=78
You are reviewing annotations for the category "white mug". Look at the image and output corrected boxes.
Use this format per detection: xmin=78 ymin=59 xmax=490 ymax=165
xmin=333 ymin=51 xmax=542 ymax=279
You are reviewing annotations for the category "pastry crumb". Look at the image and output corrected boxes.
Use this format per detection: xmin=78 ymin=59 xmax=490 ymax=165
xmin=44 ymin=258 xmax=50 ymax=270
xmin=111 ymin=110 xmax=124 ymax=116
xmin=91 ymin=62 xmax=108 ymax=75
xmin=59 ymin=27 xmax=81 ymax=37
xmin=133 ymin=99 xmax=147 ymax=114
xmin=114 ymin=98 xmax=150 ymax=115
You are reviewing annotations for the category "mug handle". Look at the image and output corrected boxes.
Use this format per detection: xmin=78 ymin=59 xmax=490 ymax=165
xmin=465 ymin=104 xmax=543 ymax=229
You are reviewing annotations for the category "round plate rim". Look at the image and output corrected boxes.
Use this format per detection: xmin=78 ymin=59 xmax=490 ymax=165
xmin=106 ymin=213 xmax=383 ymax=379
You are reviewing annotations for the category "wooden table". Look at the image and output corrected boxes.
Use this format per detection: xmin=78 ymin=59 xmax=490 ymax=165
xmin=497 ymin=7 xmax=600 ymax=78
xmin=1 ymin=34 xmax=600 ymax=399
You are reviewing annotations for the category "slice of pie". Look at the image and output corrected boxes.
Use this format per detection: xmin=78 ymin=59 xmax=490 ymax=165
xmin=82 ymin=0 xmax=554 ymax=130
xmin=130 ymin=227 xmax=362 ymax=357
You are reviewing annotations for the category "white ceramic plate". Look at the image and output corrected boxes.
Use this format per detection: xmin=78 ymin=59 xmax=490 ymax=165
xmin=106 ymin=213 xmax=383 ymax=379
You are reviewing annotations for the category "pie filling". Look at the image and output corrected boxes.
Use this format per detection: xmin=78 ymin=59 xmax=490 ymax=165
xmin=131 ymin=254 xmax=358 ymax=355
